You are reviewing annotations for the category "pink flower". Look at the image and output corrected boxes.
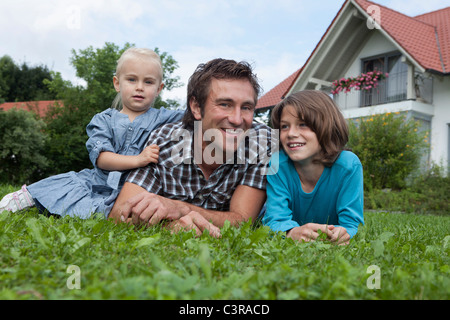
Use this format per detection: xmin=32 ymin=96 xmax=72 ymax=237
xmin=332 ymin=71 xmax=387 ymax=95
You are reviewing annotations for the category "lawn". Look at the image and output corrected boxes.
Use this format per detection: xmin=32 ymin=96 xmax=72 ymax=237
xmin=0 ymin=203 xmax=448 ymax=301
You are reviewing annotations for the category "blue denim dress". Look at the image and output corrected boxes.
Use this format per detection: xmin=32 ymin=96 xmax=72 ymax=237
xmin=27 ymin=107 xmax=183 ymax=219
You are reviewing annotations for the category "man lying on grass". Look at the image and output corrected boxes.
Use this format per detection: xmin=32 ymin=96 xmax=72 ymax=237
xmin=109 ymin=58 xmax=275 ymax=238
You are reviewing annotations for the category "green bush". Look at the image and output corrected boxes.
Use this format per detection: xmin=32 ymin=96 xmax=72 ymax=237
xmin=0 ymin=109 xmax=49 ymax=185
xmin=347 ymin=112 xmax=427 ymax=190
xmin=410 ymin=166 xmax=449 ymax=213
xmin=364 ymin=164 xmax=449 ymax=215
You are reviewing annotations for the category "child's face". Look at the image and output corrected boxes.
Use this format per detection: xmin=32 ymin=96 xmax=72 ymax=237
xmin=113 ymin=56 xmax=163 ymax=116
xmin=279 ymin=105 xmax=321 ymax=165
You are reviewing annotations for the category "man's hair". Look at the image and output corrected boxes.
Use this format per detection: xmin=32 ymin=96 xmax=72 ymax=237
xmin=182 ymin=58 xmax=261 ymax=129
xmin=271 ymin=90 xmax=349 ymax=166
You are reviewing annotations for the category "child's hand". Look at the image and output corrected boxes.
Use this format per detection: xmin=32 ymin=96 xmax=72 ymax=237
xmin=328 ymin=226 xmax=350 ymax=245
xmin=286 ymin=223 xmax=334 ymax=242
xmin=137 ymin=144 xmax=159 ymax=166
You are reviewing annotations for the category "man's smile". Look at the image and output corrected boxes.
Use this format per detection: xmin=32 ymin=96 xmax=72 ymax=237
xmin=222 ymin=128 xmax=244 ymax=136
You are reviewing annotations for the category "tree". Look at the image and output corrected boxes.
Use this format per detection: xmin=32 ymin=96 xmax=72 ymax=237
xmin=67 ymin=43 xmax=182 ymax=111
xmin=0 ymin=108 xmax=48 ymax=185
xmin=0 ymin=55 xmax=57 ymax=103
xmin=0 ymin=56 xmax=16 ymax=103
xmin=153 ymin=48 xmax=183 ymax=110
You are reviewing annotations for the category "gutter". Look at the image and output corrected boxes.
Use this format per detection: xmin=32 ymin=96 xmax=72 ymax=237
xmin=426 ymin=69 xmax=450 ymax=76
xmin=434 ymin=27 xmax=447 ymax=74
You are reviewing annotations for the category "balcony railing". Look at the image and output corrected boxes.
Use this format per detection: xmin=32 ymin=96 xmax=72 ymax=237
xmin=333 ymin=72 xmax=433 ymax=110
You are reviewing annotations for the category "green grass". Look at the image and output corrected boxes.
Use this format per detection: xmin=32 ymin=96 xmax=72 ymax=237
xmin=0 ymin=206 xmax=448 ymax=300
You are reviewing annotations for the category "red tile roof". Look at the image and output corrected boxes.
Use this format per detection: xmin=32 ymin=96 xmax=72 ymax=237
xmin=256 ymin=68 xmax=302 ymax=110
xmin=355 ymin=0 xmax=448 ymax=73
xmin=414 ymin=6 xmax=450 ymax=72
xmin=0 ymin=100 xmax=60 ymax=117
xmin=256 ymin=0 xmax=450 ymax=110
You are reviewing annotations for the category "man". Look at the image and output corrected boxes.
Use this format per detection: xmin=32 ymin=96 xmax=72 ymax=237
xmin=109 ymin=58 xmax=275 ymax=237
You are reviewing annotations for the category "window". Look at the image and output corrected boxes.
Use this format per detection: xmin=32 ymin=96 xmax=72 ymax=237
xmin=361 ymin=52 xmax=408 ymax=107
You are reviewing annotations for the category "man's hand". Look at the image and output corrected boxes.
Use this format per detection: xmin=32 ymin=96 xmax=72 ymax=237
xmin=115 ymin=190 xmax=220 ymax=238
xmin=166 ymin=211 xmax=221 ymax=238
xmin=118 ymin=191 xmax=189 ymax=226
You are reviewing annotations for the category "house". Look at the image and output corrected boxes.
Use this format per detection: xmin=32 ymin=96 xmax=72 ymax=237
xmin=0 ymin=100 xmax=61 ymax=117
xmin=256 ymin=0 xmax=450 ymax=171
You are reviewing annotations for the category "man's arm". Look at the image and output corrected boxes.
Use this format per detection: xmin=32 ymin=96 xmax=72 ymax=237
xmin=109 ymin=182 xmax=147 ymax=222
xmin=110 ymin=182 xmax=221 ymax=237
xmin=183 ymin=185 xmax=266 ymax=227
xmin=109 ymin=182 xmax=191 ymax=223
xmin=109 ymin=183 xmax=266 ymax=228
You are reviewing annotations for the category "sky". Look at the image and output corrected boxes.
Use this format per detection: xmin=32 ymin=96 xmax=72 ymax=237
xmin=1 ymin=0 xmax=448 ymax=106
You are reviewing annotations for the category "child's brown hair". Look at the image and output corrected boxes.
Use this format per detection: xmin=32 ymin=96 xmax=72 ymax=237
xmin=271 ymin=90 xmax=349 ymax=166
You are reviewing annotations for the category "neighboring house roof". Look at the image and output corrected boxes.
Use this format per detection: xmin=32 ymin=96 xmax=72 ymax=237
xmin=0 ymin=100 xmax=60 ymax=117
xmin=256 ymin=0 xmax=450 ymax=110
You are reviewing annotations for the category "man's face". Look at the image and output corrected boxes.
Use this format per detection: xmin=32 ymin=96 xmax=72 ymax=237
xmin=191 ymin=78 xmax=256 ymax=159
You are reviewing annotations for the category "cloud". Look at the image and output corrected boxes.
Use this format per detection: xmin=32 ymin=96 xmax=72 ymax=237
xmin=1 ymin=0 xmax=449 ymax=106
xmin=162 ymin=43 xmax=309 ymax=104
xmin=0 ymin=0 xmax=150 ymax=84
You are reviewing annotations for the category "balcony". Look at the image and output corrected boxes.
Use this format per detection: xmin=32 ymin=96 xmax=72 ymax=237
xmin=333 ymin=71 xmax=433 ymax=110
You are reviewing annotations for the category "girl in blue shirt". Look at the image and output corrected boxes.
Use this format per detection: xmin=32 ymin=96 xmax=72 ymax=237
xmin=0 ymin=48 xmax=183 ymax=218
xmin=263 ymin=90 xmax=364 ymax=245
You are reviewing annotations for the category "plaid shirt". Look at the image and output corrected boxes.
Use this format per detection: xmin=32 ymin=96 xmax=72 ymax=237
xmin=126 ymin=121 xmax=276 ymax=211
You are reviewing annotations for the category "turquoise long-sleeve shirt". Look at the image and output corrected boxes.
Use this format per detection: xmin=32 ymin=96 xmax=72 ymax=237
xmin=263 ymin=150 xmax=364 ymax=238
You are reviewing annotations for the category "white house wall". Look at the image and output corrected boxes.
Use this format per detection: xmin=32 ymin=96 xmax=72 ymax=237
xmin=335 ymin=30 xmax=398 ymax=111
xmin=332 ymin=29 xmax=449 ymax=170
xmin=429 ymin=75 xmax=450 ymax=167
xmin=350 ymin=30 xmax=398 ymax=74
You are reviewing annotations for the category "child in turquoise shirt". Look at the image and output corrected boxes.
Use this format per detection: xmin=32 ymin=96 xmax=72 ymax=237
xmin=263 ymin=90 xmax=364 ymax=245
